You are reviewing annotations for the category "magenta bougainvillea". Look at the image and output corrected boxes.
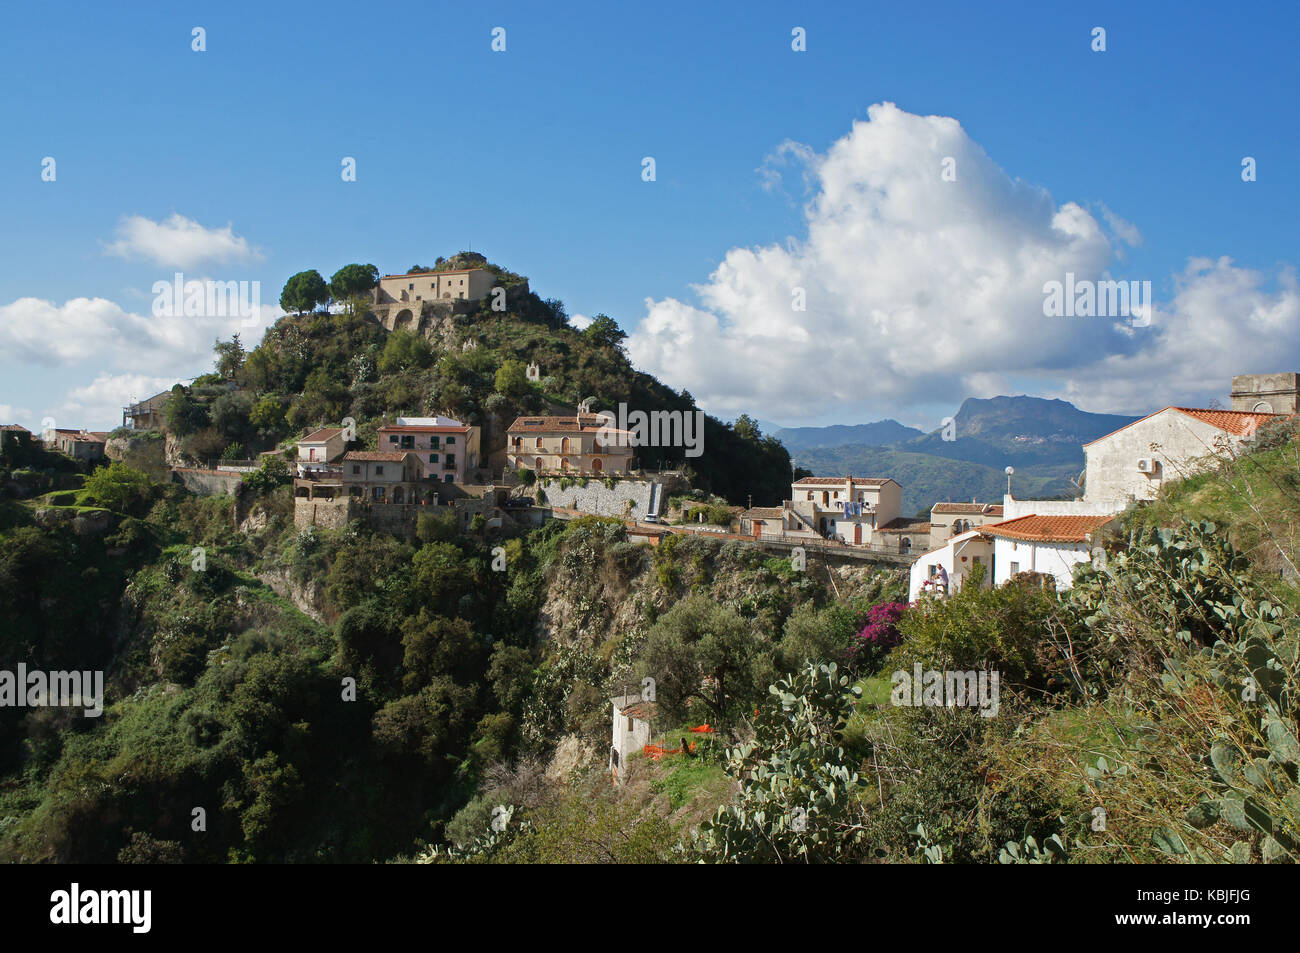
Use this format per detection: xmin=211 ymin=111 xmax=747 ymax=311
xmin=847 ymin=601 xmax=907 ymax=662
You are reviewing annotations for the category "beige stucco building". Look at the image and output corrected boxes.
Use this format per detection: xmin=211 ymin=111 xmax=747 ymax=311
xmin=375 ymin=267 xmax=496 ymax=307
xmin=507 ymin=414 xmax=636 ymax=475
xmin=929 ymin=501 xmax=1004 ymax=544
xmin=342 ymin=451 xmax=426 ymax=502
xmin=1083 ymin=407 xmax=1276 ymax=504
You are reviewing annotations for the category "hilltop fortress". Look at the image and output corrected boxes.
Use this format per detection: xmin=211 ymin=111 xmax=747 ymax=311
xmin=369 ymin=252 xmax=521 ymax=332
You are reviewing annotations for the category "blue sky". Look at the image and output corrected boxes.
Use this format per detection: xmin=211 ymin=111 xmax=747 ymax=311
xmin=2 ymin=0 xmax=1297 ymax=432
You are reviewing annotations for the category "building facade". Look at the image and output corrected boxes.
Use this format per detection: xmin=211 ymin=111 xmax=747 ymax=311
xmin=1083 ymin=407 xmax=1276 ymax=504
xmin=984 ymin=514 xmax=1115 ymax=591
xmin=786 ymin=476 xmax=902 ymax=545
xmin=609 ymin=692 xmax=655 ymax=785
xmin=507 ymin=414 xmax=636 ymax=475
xmin=929 ymin=502 xmax=1004 ymax=544
xmin=378 ymin=416 xmax=480 ymax=484
xmin=297 ymin=426 xmax=348 ymax=466
xmin=45 ymin=428 xmax=109 ymax=461
xmin=341 ymin=451 xmax=425 ymax=502
xmin=1231 ymin=372 xmax=1300 ymax=415
xmin=908 ymin=529 xmax=995 ymax=602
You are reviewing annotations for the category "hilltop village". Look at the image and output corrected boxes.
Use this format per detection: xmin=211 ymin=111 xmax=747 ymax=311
xmin=5 ymin=251 xmax=1294 ymax=600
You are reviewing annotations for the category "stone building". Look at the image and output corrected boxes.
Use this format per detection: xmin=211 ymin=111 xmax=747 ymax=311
xmin=45 ymin=428 xmax=109 ymax=462
xmin=506 ymin=414 xmax=636 ymax=475
xmin=371 ymin=267 xmax=498 ymax=331
xmin=1231 ymin=372 xmax=1300 ymax=414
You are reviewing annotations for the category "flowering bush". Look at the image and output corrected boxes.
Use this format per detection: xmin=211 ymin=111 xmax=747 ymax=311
xmin=847 ymin=601 xmax=907 ymax=666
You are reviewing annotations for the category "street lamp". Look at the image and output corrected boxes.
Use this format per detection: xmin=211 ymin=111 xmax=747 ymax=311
xmin=1005 ymin=466 xmax=1014 ymax=496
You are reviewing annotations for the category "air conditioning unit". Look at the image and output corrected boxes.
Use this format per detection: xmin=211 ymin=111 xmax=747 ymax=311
xmin=1137 ymin=458 xmax=1157 ymax=474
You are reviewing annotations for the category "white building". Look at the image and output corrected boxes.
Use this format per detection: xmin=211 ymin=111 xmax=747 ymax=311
xmin=609 ymin=692 xmax=655 ymax=784
xmin=781 ymin=476 xmax=902 ymax=545
xmin=1083 ymin=407 xmax=1276 ymax=504
xmin=983 ymin=514 xmax=1115 ymax=591
xmin=297 ymin=426 xmax=348 ymax=466
xmin=908 ymin=530 xmax=994 ymax=602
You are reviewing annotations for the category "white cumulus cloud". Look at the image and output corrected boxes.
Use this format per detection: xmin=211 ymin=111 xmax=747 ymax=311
xmin=103 ymin=213 xmax=263 ymax=270
xmin=627 ymin=102 xmax=1298 ymax=423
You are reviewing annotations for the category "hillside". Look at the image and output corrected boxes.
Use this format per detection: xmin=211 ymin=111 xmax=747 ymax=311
xmin=771 ymin=419 xmax=923 ymax=453
xmin=163 ymin=253 xmax=795 ymax=506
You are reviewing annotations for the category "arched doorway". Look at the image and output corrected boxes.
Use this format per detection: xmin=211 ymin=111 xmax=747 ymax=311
xmin=535 ymin=457 xmax=543 ymax=470
xmin=561 ymin=436 xmax=571 ymax=454
xmin=592 ymin=457 xmax=602 ymax=472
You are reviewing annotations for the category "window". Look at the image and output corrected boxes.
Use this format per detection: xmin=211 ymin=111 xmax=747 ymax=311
xmin=408 ymin=283 xmax=414 ymax=291
xmin=430 ymin=435 xmax=440 ymax=447
xmin=626 ymin=716 xmax=634 ymax=732
xmin=352 ymin=465 xmax=360 ymax=475
xmin=972 ymin=555 xmax=981 ymax=565
xmin=375 ymin=465 xmax=384 ymax=475
xmin=445 ymin=455 xmax=455 ymax=466
xmin=400 ymin=435 xmax=414 ymax=449
xmin=1009 ymin=561 xmax=1020 ymax=575
xmin=444 ymin=474 xmax=453 ymax=483
xmin=445 ymin=436 xmax=455 ymax=445
xmin=429 ymin=453 xmax=438 ymax=463
xmin=388 ymin=435 xmax=398 ymax=443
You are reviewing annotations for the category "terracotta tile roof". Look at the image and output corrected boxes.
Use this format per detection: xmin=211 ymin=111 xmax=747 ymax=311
xmin=379 ymin=267 xmax=488 ymax=280
xmin=1083 ymin=407 xmax=1280 ymax=447
xmin=1172 ymin=408 xmax=1280 ymax=435
xmin=343 ymin=451 xmax=413 ymax=463
xmin=982 ymin=514 xmax=1115 ymax=543
xmin=377 ymin=423 xmax=470 ymax=433
xmin=794 ymin=476 xmax=896 ymax=487
xmin=508 ymin=414 xmax=629 ymax=435
xmin=743 ymin=507 xmax=784 ymax=518
xmin=877 ymin=519 xmax=931 ymax=533
xmin=54 ymin=430 xmax=107 ymax=443
xmin=931 ymin=502 xmax=1003 ymax=516
xmin=300 ymin=427 xmax=346 ymax=443
xmin=1 ymin=424 xmax=31 ymax=432
xmin=619 ymin=700 xmax=657 ymax=721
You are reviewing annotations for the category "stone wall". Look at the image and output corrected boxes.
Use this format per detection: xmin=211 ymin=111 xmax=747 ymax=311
xmin=536 ymin=478 xmax=658 ymax=518
xmin=172 ymin=467 xmax=243 ymax=496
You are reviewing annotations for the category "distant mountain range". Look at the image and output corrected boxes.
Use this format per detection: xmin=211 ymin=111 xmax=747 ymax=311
xmin=768 ymin=396 xmax=1140 ymax=516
